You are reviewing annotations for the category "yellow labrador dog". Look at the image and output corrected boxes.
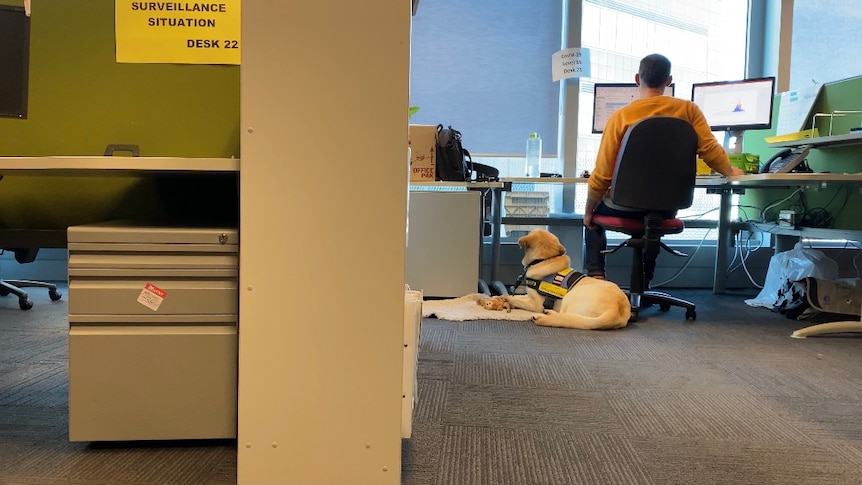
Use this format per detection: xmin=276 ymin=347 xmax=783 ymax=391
xmin=503 ymin=228 xmax=630 ymax=329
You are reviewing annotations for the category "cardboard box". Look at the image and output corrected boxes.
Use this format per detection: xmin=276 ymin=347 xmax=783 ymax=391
xmin=408 ymin=124 xmax=437 ymax=182
xmin=728 ymin=153 xmax=761 ymax=174
xmin=698 ymin=153 xmax=760 ymax=174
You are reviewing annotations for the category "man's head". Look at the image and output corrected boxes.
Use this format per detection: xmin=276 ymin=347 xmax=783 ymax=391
xmin=636 ymin=53 xmax=672 ymax=89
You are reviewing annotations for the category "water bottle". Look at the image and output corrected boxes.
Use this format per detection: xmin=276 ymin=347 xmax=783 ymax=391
xmin=525 ymin=132 xmax=541 ymax=177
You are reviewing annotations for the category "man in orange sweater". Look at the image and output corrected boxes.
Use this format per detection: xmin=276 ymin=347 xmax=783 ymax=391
xmin=583 ymin=53 xmax=743 ymax=280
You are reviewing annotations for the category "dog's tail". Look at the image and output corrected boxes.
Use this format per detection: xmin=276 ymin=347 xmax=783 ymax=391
xmin=533 ymin=297 xmax=631 ymax=330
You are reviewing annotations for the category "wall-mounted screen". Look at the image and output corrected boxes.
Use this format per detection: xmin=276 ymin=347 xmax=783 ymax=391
xmin=0 ymin=5 xmax=30 ymax=119
xmin=592 ymin=83 xmax=674 ymax=134
xmin=691 ymin=77 xmax=775 ymax=132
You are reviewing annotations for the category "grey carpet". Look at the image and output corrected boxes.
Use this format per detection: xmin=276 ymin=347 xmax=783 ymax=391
xmin=3 ymin=285 xmax=862 ymax=484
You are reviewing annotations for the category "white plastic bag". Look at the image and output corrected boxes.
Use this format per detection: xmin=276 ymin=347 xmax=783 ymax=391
xmin=745 ymin=242 xmax=839 ymax=310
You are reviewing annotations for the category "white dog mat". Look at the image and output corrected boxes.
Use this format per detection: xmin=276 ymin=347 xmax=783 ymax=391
xmin=422 ymin=294 xmax=536 ymax=321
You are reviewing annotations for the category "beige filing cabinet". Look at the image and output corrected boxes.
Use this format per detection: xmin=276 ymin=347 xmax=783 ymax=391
xmin=406 ymin=190 xmax=481 ymax=298
xmin=67 ymin=222 xmax=238 ymax=442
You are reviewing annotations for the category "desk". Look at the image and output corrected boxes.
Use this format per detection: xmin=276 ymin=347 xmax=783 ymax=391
xmin=1 ymin=156 xmax=241 ymax=441
xmin=487 ymin=174 xmax=862 ymax=293
xmin=490 ymin=178 xmax=586 ymax=282
xmin=0 ymin=156 xmax=240 ymax=247
xmin=0 ymin=156 xmax=239 ymax=173
xmin=489 ymin=177 xmax=725 ymax=284
xmin=711 ymin=173 xmax=862 ymax=293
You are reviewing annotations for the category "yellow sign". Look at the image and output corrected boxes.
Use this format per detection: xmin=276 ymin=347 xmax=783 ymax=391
xmin=538 ymin=280 xmax=567 ymax=299
xmin=115 ymin=1 xmax=241 ymax=65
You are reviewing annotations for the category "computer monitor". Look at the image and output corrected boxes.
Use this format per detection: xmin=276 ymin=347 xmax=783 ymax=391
xmin=691 ymin=77 xmax=775 ymax=133
xmin=0 ymin=5 xmax=29 ymax=118
xmin=592 ymin=83 xmax=675 ymax=134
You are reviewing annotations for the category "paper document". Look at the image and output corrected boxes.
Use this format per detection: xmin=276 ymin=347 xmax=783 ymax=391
xmin=552 ymin=47 xmax=591 ymax=81
xmin=776 ymin=84 xmax=823 ymax=136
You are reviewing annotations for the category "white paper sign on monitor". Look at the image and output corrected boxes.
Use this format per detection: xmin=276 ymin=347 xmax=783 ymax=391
xmin=776 ymin=84 xmax=823 ymax=136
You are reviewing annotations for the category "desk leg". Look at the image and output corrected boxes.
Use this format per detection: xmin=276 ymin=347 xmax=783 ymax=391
xmin=490 ymin=187 xmax=502 ymax=282
xmin=549 ymin=223 xmax=584 ymax=272
xmin=713 ymin=189 xmax=732 ymax=294
xmin=475 ymin=189 xmax=485 ymax=282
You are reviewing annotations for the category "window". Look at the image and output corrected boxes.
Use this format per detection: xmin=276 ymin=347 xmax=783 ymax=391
xmin=409 ymin=0 xmax=563 ymax=156
xmin=578 ymin=0 xmax=748 ymax=236
xmin=790 ymin=0 xmax=862 ymax=88
xmin=410 ymin=1 xmax=750 ymax=238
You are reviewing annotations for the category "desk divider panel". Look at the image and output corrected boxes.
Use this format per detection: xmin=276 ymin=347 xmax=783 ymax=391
xmin=0 ymin=0 xmax=240 ymax=230
xmin=742 ymin=75 xmax=862 ymax=232
xmin=238 ymin=2 xmax=409 ymax=484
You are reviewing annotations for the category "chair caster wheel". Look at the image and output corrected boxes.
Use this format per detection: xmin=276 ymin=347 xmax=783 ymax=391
xmin=49 ymin=289 xmax=63 ymax=301
xmin=489 ymin=280 xmax=509 ymax=296
xmin=660 ymin=303 xmax=671 ymax=311
xmin=19 ymin=298 xmax=33 ymax=310
xmin=628 ymin=308 xmax=639 ymax=323
xmin=686 ymin=309 xmax=697 ymax=320
xmin=0 ymin=287 xmax=8 ymax=297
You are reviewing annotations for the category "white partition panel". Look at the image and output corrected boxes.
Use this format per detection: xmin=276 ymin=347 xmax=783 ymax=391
xmin=239 ymin=2 xmax=410 ymax=484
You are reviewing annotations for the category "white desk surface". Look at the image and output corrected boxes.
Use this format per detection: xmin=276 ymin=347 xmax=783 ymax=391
xmin=498 ymin=175 xmax=745 ymax=189
xmin=501 ymin=174 xmax=862 ymax=187
xmin=0 ymin=156 xmax=239 ymax=174
xmin=726 ymin=172 xmax=862 ymax=185
xmin=410 ymin=181 xmax=504 ymax=189
xmin=501 ymin=176 xmax=733 ymax=187
xmin=502 ymin=177 xmax=588 ymax=184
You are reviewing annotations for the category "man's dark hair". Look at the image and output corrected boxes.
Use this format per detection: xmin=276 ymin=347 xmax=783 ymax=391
xmin=638 ymin=54 xmax=671 ymax=88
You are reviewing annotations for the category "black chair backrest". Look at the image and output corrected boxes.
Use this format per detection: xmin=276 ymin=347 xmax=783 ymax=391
xmin=608 ymin=116 xmax=698 ymax=212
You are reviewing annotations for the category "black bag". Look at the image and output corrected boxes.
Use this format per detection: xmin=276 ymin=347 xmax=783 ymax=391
xmin=784 ymin=277 xmax=862 ymax=322
xmin=435 ymin=124 xmax=499 ymax=182
xmin=435 ymin=124 xmax=471 ymax=181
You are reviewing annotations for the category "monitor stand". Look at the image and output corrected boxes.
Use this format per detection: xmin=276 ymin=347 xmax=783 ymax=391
xmin=723 ymin=129 xmax=744 ymax=154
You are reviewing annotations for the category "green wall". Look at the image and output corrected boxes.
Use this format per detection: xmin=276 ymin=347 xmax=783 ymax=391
xmin=0 ymin=0 xmax=240 ymax=230
xmin=0 ymin=0 xmax=240 ymax=157
xmin=742 ymin=76 xmax=862 ymax=231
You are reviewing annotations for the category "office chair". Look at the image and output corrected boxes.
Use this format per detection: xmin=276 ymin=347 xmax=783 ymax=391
xmin=0 ymin=248 xmax=62 ymax=310
xmin=591 ymin=116 xmax=698 ymax=322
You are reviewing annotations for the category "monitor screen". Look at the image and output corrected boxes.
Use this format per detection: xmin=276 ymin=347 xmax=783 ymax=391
xmin=0 ymin=5 xmax=29 ymax=119
xmin=691 ymin=77 xmax=775 ymax=132
xmin=592 ymin=83 xmax=674 ymax=134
